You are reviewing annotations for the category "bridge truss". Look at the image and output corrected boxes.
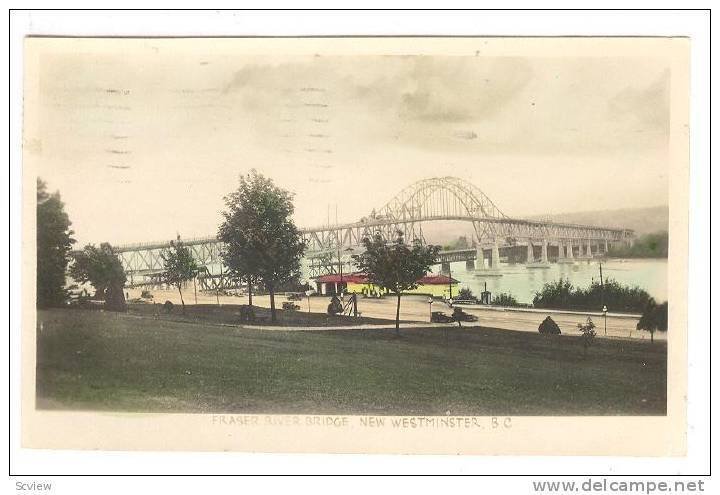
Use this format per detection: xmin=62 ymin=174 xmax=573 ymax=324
xmin=113 ymin=176 xmax=634 ymax=287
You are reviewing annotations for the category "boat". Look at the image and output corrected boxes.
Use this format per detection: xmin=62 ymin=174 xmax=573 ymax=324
xmin=525 ymin=262 xmax=551 ymax=269
xmin=472 ymin=269 xmax=503 ymax=277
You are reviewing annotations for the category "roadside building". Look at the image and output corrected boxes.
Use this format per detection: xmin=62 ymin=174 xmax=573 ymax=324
xmin=313 ymin=272 xmax=458 ymax=298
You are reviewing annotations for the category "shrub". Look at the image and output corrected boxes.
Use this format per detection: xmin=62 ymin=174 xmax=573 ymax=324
xmin=538 ymin=316 xmax=561 ymax=335
xmin=457 ymin=287 xmax=477 ymax=302
xmin=533 ymin=277 xmax=651 ymax=313
xmin=578 ymin=317 xmax=597 ymax=356
xmin=492 ymin=292 xmax=521 ymax=307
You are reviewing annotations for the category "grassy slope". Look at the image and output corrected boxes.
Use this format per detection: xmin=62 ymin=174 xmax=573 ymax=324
xmin=124 ymin=302 xmax=399 ymax=327
xmin=36 ymin=309 xmax=666 ymax=415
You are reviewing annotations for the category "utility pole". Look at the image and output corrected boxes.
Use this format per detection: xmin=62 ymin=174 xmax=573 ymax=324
xmin=599 ymin=261 xmax=606 ymax=335
xmin=336 ymin=205 xmax=342 ymax=295
xmin=599 ymin=261 xmax=604 ymax=305
xmin=337 ymin=245 xmax=343 ymax=295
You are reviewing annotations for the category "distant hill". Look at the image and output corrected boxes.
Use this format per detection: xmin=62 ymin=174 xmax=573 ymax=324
xmin=526 ymin=206 xmax=669 ymax=235
xmin=421 ymin=205 xmax=668 ymax=244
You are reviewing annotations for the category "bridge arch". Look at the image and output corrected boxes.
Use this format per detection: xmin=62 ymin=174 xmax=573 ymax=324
xmin=374 ymin=176 xmax=507 ymax=222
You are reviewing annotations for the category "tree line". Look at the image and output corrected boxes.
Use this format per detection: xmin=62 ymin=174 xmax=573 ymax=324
xmin=532 ymin=277 xmax=655 ymax=313
xmin=609 ymin=231 xmax=668 ymax=258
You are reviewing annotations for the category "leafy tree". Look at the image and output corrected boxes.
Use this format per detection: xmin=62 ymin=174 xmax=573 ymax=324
xmin=218 ymin=170 xmax=306 ymax=322
xmin=352 ymin=231 xmax=439 ymax=335
xmin=275 ymin=275 xmax=311 ymax=293
xmin=161 ymin=240 xmax=198 ymax=314
xmin=532 ymin=278 xmax=574 ymax=310
xmin=69 ymin=243 xmax=127 ymax=311
xmin=578 ymin=317 xmax=597 ymax=357
xmin=36 ymin=178 xmax=75 ymax=308
xmin=636 ymin=299 xmax=668 ymax=343
xmin=444 ymin=235 xmax=470 ymax=251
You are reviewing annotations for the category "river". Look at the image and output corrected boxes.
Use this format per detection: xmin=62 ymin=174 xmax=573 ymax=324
xmin=434 ymin=258 xmax=668 ymax=304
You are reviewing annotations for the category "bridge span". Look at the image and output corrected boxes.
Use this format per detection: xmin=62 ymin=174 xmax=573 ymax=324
xmin=112 ymin=177 xmax=633 ymax=288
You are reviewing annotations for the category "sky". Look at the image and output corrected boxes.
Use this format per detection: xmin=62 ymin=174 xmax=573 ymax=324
xmin=26 ymin=39 xmax=674 ymax=247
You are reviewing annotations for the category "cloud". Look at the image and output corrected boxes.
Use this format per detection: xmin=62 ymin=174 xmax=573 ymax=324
xmin=606 ymin=69 xmax=670 ymax=135
xmin=394 ymin=57 xmax=533 ymax=123
xmin=221 ymin=56 xmax=538 ymax=152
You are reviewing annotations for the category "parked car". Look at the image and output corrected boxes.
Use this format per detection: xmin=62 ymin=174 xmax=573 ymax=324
xmin=452 ymin=307 xmax=478 ymax=322
xmin=431 ymin=311 xmax=454 ymax=323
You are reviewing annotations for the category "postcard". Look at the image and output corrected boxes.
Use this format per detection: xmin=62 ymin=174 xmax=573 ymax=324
xmin=22 ymin=36 xmax=689 ymax=455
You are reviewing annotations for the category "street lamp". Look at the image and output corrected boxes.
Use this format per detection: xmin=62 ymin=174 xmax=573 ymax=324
xmin=341 ymin=246 xmax=354 ymax=296
xmin=428 ymin=296 xmax=434 ymax=322
xmin=602 ymin=305 xmax=608 ymax=336
xmin=599 ymin=260 xmax=607 ymax=336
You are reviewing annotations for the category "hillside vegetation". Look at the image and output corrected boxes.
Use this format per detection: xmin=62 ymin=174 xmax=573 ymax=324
xmin=609 ymin=232 xmax=668 ymax=258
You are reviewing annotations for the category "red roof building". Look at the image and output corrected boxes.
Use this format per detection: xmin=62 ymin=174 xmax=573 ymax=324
xmin=312 ymin=272 xmax=459 ymax=297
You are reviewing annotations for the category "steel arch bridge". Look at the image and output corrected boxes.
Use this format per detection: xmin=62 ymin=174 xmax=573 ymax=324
xmin=377 ymin=176 xmax=507 ymax=223
xmin=112 ymin=176 xmax=634 ymax=287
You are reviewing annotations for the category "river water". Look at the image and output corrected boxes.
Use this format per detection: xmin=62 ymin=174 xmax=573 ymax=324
xmin=431 ymin=258 xmax=668 ymax=304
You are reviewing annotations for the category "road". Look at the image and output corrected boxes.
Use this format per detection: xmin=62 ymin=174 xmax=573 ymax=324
xmin=128 ymin=288 xmax=661 ymax=341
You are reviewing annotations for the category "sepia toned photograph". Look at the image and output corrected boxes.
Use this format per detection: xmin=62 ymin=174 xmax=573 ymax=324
xmin=21 ymin=35 xmax=690 ymax=454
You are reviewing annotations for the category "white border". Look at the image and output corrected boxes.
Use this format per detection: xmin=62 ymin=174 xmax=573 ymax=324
xmin=5 ymin=8 xmax=711 ymax=485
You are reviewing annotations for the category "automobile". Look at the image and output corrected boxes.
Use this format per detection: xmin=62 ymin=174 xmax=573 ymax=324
xmin=431 ymin=311 xmax=454 ymax=323
xmin=282 ymin=301 xmax=300 ymax=311
xmin=452 ymin=307 xmax=478 ymax=322
xmin=286 ymin=292 xmax=304 ymax=301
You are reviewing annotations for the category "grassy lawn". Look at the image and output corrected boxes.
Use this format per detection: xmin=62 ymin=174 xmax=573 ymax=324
xmin=36 ymin=308 xmax=666 ymax=415
xmin=124 ymin=301 xmax=399 ymax=327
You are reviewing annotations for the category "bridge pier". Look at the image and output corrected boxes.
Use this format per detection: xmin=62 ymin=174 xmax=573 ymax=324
xmin=604 ymin=239 xmax=609 ymax=253
xmin=542 ymin=239 xmax=549 ymax=263
xmin=465 ymin=259 xmax=475 ymax=271
xmin=557 ymin=239 xmax=574 ymax=264
xmin=526 ymin=241 xmax=534 ymax=263
xmin=586 ymin=239 xmax=592 ymax=257
xmin=441 ymin=261 xmax=451 ymax=275
xmin=476 ymin=246 xmax=485 ymax=270
xmin=491 ymin=240 xmax=501 ymax=268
